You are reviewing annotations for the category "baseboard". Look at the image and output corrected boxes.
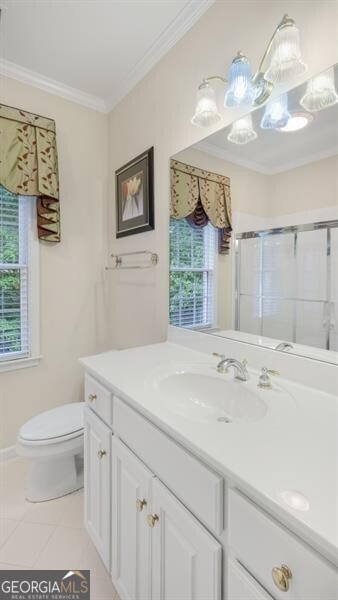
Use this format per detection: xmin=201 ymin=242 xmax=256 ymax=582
xmin=0 ymin=445 xmax=17 ymax=462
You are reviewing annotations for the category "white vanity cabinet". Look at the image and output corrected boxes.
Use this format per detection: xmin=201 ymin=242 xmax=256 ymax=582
xmin=83 ymin=406 xmax=111 ymax=570
xmin=83 ymin=371 xmax=338 ymax=600
xmin=111 ymin=435 xmax=222 ymax=600
xmin=111 ymin=436 xmax=153 ymax=600
xmin=151 ymin=477 xmax=222 ymax=600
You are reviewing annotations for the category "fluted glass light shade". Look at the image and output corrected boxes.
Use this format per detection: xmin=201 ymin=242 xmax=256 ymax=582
xmin=261 ymin=93 xmax=290 ymax=129
xmin=191 ymin=82 xmax=221 ymax=127
xmin=265 ymin=19 xmax=307 ymax=84
xmin=227 ymin=114 xmax=257 ymax=144
xmin=300 ymin=67 xmax=338 ymax=112
xmin=224 ymin=52 xmax=254 ymax=107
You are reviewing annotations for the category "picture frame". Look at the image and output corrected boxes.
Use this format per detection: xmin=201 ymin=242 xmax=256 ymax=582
xmin=115 ymin=147 xmax=154 ymax=238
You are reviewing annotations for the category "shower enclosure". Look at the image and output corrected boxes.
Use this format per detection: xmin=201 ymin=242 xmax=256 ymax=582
xmin=235 ymin=221 xmax=338 ymax=351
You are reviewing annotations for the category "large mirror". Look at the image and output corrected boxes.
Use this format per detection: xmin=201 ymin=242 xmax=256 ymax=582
xmin=169 ymin=64 xmax=338 ymax=364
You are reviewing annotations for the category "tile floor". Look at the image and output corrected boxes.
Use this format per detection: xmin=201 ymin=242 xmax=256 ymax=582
xmin=0 ymin=458 xmax=120 ymax=600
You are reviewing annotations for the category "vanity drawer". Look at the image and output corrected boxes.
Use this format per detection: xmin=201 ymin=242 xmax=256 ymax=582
xmin=229 ymin=489 xmax=338 ymax=600
xmin=113 ymin=396 xmax=223 ymax=534
xmin=85 ymin=373 xmax=113 ymax=426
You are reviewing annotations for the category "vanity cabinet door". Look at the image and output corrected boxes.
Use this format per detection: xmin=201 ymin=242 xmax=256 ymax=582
xmin=111 ymin=437 xmax=153 ymax=600
xmin=228 ymin=560 xmax=274 ymax=600
xmin=151 ymin=478 xmax=222 ymax=600
xmin=84 ymin=407 xmax=111 ymax=570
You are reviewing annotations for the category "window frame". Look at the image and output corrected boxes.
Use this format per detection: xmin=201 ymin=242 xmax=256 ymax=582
xmin=0 ymin=194 xmax=40 ymax=373
xmin=169 ymin=219 xmax=217 ymax=330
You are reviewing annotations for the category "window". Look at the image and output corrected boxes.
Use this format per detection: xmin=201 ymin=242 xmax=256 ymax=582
xmin=0 ymin=186 xmax=39 ymax=369
xmin=169 ymin=218 xmax=216 ymax=328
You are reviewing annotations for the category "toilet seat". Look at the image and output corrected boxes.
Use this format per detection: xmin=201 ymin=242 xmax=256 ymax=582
xmin=19 ymin=402 xmax=84 ymax=443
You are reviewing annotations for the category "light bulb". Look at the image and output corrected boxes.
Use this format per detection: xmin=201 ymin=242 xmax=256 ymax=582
xmin=265 ymin=18 xmax=307 ymax=84
xmin=224 ymin=52 xmax=255 ymax=107
xmin=300 ymin=67 xmax=338 ymax=112
xmin=191 ymin=82 xmax=222 ymax=127
xmin=227 ymin=114 xmax=257 ymax=144
xmin=261 ymin=93 xmax=290 ymax=129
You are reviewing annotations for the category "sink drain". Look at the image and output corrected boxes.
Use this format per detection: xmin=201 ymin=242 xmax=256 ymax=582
xmin=217 ymin=416 xmax=233 ymax=423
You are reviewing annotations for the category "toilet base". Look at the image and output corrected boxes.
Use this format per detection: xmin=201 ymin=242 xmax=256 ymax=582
xmin=26 ymin=453 xmax=84 ymax=502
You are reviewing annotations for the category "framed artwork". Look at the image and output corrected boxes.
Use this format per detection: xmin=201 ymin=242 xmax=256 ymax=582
xmin=115 ymin=147 xmax=154 ymax=238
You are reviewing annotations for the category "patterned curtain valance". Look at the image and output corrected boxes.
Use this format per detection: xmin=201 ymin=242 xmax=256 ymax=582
xmin=170 ymin=159 xmax=232 ymax=230
xmin=0 ymin=103 xmax=60 ymax=242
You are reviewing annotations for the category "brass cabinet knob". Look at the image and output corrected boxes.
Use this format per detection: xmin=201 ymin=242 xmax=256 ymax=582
xmin=97 ymin=449 xmax=107 ymax=459
xmin=136 ymin=498 xmax=147 ymax=512
xmin=272 ymin=565 xmax=292 ymax=592
xmin=147 ymin=513 xmax=159 ymax=528
xmin=88 ymin=393 xmax=97 ymax=402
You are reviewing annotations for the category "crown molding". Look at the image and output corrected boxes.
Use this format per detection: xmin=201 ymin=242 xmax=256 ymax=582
xmin=195 ymin=140 xmax=338 ymax=176
xmin=0 ymin=58 xmax=107 ymax=113
xmin=0 ymin=0 xmax=214 ymax=114
xmin=194 ymin=140 xmax=272 ymax=175
xmin=105 ymin=0 xmax=215 ymax=111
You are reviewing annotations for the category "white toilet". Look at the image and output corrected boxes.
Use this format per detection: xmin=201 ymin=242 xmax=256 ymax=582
xmin=16 ymin=402 xmax=84 ymax=502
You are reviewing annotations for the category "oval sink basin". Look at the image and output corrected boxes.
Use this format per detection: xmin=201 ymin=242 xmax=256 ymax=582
xmin=154 ymin=371 xmax=267 ymax=424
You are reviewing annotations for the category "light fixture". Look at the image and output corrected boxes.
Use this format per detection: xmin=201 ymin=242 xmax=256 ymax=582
xmin=277 ymin=111 xmax=314 ymax=132
xmin=227 ymin=114 xmax=257 ymax=144
xmin=264 ymin=15 xmax=307 ymax=85
xmin=280 ymin=490 xmax=310 ymax=511
xmin=191 ymin=13 xmax=307 ymax=126
xmin=224 ymin=52 xmax=254 ymax=107
xmin=191 ymin=81 xmax=222 ymax=127
xmin=300 ymin=67 xmax=338 ymax=112
xmin=260 ymin=93 xmax=290 ymax=129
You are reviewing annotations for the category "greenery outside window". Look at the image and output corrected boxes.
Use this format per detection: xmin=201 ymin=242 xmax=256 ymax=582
xmin=0 ymin=186 xmax=40 ymax=371
xmin=169 ymin=218 xmax=216 ymax=328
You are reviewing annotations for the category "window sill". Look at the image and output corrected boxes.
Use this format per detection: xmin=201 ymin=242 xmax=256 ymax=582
xmin=0 ymin=355 xmax=42 ymax=374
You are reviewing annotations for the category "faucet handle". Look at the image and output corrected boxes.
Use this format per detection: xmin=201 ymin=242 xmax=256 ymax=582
xmin=265 ymin=368 xmax=279 ymax=376
xmin=258 ymin=367 xmax=279 ymax=389
xmin=212 ymin=352 xmax=225 ymax=359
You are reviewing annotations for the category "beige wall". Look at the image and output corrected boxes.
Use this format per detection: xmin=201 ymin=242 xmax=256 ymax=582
xmin=267 ymin=155 xmax=338 ymax=216
xmin=0 ymin=76 xmax=109 ymax=448
xmin=108 ymin=0 xmax=338 ymax=350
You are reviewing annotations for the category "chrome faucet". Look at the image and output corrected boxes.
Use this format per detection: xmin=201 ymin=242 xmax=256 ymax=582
xmin=216 ymin=357 xmax=249 ymax=382
xmin=275 ymin=342 xmax=294 ymax=352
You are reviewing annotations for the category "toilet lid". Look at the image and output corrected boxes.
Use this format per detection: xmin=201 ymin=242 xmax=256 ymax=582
xmin=19 ymin=402 xmax=84 ymax=441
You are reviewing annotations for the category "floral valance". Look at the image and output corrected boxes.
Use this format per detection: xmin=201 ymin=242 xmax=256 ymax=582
xmin=170 ymin=159 xmax=232 ymax=229
xmin=0 ymin=103 xmax=60 ymax=242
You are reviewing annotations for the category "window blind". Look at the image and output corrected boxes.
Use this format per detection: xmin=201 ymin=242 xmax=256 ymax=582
xmin=0 ymin=186 xmax=29 ymax=360
xmin=169 ymin=218 xmax=216 ymax=328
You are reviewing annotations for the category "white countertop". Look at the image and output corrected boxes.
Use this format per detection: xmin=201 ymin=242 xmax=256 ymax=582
xmin=81 ymin=341 xmax=338 ymax=567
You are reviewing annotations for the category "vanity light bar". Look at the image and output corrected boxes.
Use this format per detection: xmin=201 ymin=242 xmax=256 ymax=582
xmin=191 ymin=14 xmax=307 ymax=127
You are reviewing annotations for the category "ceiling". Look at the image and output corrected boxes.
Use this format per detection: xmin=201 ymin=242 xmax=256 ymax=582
xmin=196 ymin=65 xmax=338 ymax=175
xmin=0 ymin=0 xmax=213 ymax=112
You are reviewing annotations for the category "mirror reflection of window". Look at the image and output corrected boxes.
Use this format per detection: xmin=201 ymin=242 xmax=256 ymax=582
xmin=169 ymin=219 xmax=216 ymax=329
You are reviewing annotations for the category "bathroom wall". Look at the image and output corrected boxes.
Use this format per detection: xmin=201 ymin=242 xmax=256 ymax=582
xmin=267 ymin=154 xmax=338 ymax=220
xmin=107 ymin=0 xmax=338 ymax=350
xmin=0 ymin=76 xmax=109 ymax=449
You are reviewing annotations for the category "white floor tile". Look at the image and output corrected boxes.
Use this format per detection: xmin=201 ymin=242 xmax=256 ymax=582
xmin=33 ymin=525 xmax=88 ymax=570
xmin=0 ymin=518 xmax=19 ymax=548
xmin=0 ymin=522 xmax=55 ymax=567
xmin=90 ymin=576 xmax=119 ymax=600
xmin=59 ymin=490 xmax=84 ymax=528
xmin=0 ymin=563 xmax=31 ymax=570
xmin=23 ymin=497 xmax=67 ymax=526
